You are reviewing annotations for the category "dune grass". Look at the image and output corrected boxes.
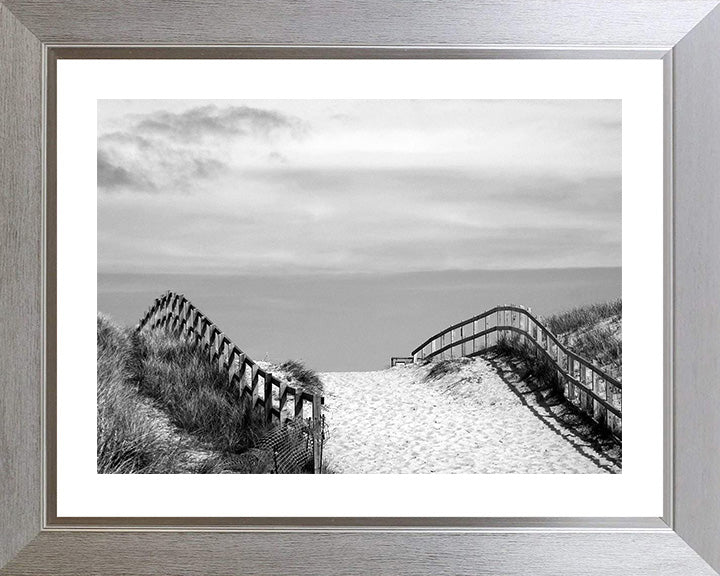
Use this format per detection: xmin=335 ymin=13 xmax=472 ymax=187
xmin=97 ymin=313 xmax=316 ymax=474
xmin=545 ymin=299 xmax=622 ymax=335
xmin=424 ymin=357 xmax=471 ymax=381
xmin=97 ymin=314 xmax=222 ymax=473
xmin=138 ymin=330 xmax=268 ymax=456
xmin=544 ymin=299 xmax=622 ymax=378
xmin=570 ymin=325 xmax=622 ymax=376
xmin=276 ymin=359 xmax=324 ymax=395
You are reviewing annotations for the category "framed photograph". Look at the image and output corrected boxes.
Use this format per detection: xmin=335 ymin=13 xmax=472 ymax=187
xmin=2 ymin=2 xmax=719 ymax=575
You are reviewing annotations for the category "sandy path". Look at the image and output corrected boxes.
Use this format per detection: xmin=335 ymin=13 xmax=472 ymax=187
xmin=320 ymin=358 xmax=619 ymax=474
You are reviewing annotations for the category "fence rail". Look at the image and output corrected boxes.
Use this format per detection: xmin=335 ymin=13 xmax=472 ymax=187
xmin=412 ymin=305 xmax=622 ymax=438
xmin=136 ymin=291 xmax=324 ymax=473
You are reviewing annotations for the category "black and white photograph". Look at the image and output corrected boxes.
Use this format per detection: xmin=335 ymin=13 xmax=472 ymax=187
xmin=97 ymin=99 xmax=622 ymax=475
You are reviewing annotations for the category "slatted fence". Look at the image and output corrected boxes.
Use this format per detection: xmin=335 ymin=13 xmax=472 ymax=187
xmin=136 ymin=291 xmax=325 ymax=473
xmin=411 ymin=305 xmax=622 ymax=439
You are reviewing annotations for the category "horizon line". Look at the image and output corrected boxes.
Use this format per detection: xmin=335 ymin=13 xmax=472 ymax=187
xmin=98 ymin=265 xmax=622 ymax=278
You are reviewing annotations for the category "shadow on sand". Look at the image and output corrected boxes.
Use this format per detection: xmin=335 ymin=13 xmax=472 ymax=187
xmin=482 ymin=351 xmax=622 ymax=473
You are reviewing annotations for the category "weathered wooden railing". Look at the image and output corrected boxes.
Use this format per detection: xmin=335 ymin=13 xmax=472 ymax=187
xmin=412 ymin=305 xmax=622 ymax=438
xmin=136 ymin=291 xmax=324 ymax=473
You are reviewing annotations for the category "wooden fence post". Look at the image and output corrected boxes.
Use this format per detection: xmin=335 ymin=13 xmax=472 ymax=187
xmin=227 ymin=350 xmax=237 ymax=388
xmin=577 ymin=362 xmax=584 ymax=409
xmin=264 ymin=374 xmax=273 ymax=424
xmin=591 ymin=364 xmax=600 ymax=422
xmin=597 ymin=370 xmax=607 ymax=425
xmin=279 ymin=381 xmax=288 ymax=425
xmin=312 ymin=394 xmax=322 ymax=474
xmin=484 ymin=315 xmax=488 ymax=350
xmin=251 ymin=364 xmax=260 ymax=409
xmin=294 ymin=390 xmax=304 ymax=420
xmin=194 ymin=312 xmax=203 ymax=347
xmin=219 ymin=338 xmax=227 ymax=370
xmin=170 ymin=295 xmax=180 ymax=333
xmin=582 ymin=365 xmax=590 ymax=416
xmin=471 ymin=319 xmax=476 ymax=354
xmin=568 ymin=357 xmax=576 ymax=405
xmin=235 ymin=354 xmax=247 ymax=397
xmin=202 ymin=319 xmax=210 ymax=349
xmin=576 ymin=359 xmax=583 ymax=408
xmin=210 ymin=329 xmax=219 ymax=363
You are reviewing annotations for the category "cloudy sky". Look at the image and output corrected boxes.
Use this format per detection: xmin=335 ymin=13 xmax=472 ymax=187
xmin=97 ymin=99 xmax=621 ymax=275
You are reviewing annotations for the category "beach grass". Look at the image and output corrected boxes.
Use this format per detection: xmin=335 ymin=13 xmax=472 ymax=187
xmin=424 ymin=357 xmax=471 ymax=381
xmin=138 ymin=329 xmax=267 ymax=456
xmin=97 ymin=313 xmax=315 ymax=474
xmin=97 ymin=314 xmax=223 ymax=473
xmin=545 ymin=299 xmax=621 ymax=334
xmin=275 ymin=359 xmax=324 ymax=395
xmin=545 ymin=299 xmax=622 ymax=378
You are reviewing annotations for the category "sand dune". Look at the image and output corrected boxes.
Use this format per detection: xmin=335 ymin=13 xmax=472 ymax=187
xmin=320 ymin=357 xmax=619 ymax=474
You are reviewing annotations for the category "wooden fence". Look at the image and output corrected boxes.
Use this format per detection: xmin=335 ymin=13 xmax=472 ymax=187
xmin=411 ymin=305 xmax=622 ymax=438
xmin=136 ymin=291 xmax=324 ymax=473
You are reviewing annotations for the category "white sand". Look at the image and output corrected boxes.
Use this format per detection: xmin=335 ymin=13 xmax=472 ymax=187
xmin=320 ymin=358 xmax=620 ymax=474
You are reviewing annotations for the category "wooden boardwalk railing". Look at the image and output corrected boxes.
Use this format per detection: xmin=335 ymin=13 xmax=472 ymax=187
xmin=411 ymin=305 xmax=622 ymax=438
xmin=136 ymin=291 xmax=324 ymax=473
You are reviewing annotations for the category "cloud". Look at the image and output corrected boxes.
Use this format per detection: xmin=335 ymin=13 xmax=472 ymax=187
xmin=97 ymin=104 xmax=305 ymax=195
xmin=267 ymin=151 xmax=288 ymax=164
xmin=97 ymin=149 xmax=156 ymax=192
xmin=329 ymin=112 xmax=355 ymax=125
xmin=191 ymin=158 xmax=227 ymax=179
xmin=133 ymin=104 xmax=304 ymax=141
xmin=98 ymin=99 xmax=621 ymax=274
xmin=237 ymin=167 xmax=620 ymax=219
xmin=97 ymin=144 xmax=229 ymax=194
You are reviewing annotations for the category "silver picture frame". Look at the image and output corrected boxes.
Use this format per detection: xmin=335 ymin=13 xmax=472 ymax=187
xmin=1 ymin=1 xmax=719 ymax=574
